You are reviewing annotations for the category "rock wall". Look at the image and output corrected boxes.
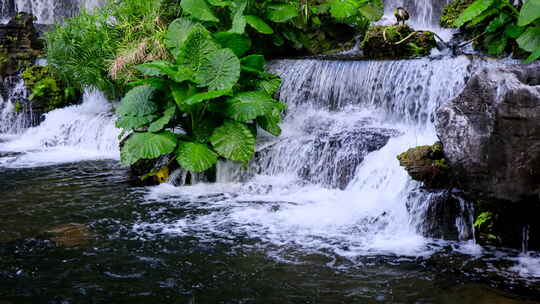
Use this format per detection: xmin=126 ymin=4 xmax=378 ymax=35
xmin=436 ymin=63 xmax=540 ymax=203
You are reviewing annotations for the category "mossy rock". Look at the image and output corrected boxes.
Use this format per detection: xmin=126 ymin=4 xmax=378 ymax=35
xmin=21 ymin=65 xmax=80 ymax=112
xmin=397 ymin=142 xmax=450 ymax=188
xmin=440 ymin=0 xmax=475 ymax=28
xmin=361 ymin=25 xmax=437 ymax=60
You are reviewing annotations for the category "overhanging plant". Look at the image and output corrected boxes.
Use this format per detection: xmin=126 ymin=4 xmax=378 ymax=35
xmin=116 ymin=12 xmax=285 ymax=173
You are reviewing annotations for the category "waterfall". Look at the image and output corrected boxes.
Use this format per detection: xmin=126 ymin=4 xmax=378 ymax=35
xmin=0 ymin=89 xmax=119 ymax=167
xmin=1 ymin=0 xmax=102 ymax=24
xmin=0 ymin=77 xmax=36 ymax=136
xmin=380 ymin=0 xmax=455 ymax=40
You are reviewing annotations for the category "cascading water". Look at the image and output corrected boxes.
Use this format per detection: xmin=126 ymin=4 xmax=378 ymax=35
xmin=380 ymin=0 xmax=455 ymax=41
xmin=138 ymin=55 xmax=481 ymax=259
xmin=0 ymin=77 xmax=35 ymax=136
xmin=1 ymin=0 xmax=102 ymax=24
xmin=0 ymin=89 xmax=119 ymax=167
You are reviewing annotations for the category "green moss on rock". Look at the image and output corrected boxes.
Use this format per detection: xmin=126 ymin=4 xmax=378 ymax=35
xmin=21 ymin=65 xmax=80 ymax=112
xmin=397 ymin=142 xmax=450 ymax=188
xmin=440 ymin=0 xmax=475 ymax=28
xmin=361 ymin=25 xmax=437 ymax=60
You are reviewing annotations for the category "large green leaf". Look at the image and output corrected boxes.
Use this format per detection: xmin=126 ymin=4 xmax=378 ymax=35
xmin=454 ymin=0 xmax=496 ymax=27
xmin=240 ymin=55 xmax=265 ymax=71
xmin=245 ymin=15 xmax=274 ymax=34
xmin=165 ymin=18 xmax=203 ymax=54
xmin=525 ymin=44 xmax=540 ymax=63
xmin=121 ymin=132 xmax=178 ymax=165
xmin=193 ymin=117 xmax=219 ymax=143
xmin=116 ymin=114 xmax=159 ymax=130
xmin=518 ymin=0 xmax=540 ymax=27
xmin=230 ymin=0 xmax=248 ymax=33
xmin=149 ymin=105 xmax=176 ymax=133
xmin=359 ymin=0 xmax=384 ymax=21
xmin=225 ymin=91 xmax=277 ymax=121
xmin=256 ymin=107 xmax=282 ymax=136
xmin=181 ymin=0 xmax=219 ymax=22
xmin=517 ymin=23 xmax=540 ymax=52
xmin=329 ymin=0 xmax=358 ymax=19
xmin=195 ymin=49 xmax=241 ymax=90
xmin=184 ymin=89 xmax=233 ymax=105
xmin=177 ymin=27 xmax=220 ymax=72
xmin=266 ymin=3 xmax=299 ymax=22
xmin=486 ymin=12 xmax=511 ymax=32
xmin=176 ymin=141 xmax=218 ymax=172
xmin=256 ymin=77 xmax=282 ymax=95
xmin=207 ymin=0 xmax=232 ymax=6
xmin=135 ymin=61 xmax=175 ymax=77
xmin=116 ymin=85 xmax=158 ymax=117
xmin=170 ymin=82 xmax=198 ymax=111
xmin=210 ymin=120 xmax=255 ymax=162
xmin=213 ymin=32 xmax=251 ymax=57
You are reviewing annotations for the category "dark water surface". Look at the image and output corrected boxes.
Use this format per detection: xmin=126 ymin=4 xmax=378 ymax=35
xmin=0 ymin=161 xmax=539 ymax=303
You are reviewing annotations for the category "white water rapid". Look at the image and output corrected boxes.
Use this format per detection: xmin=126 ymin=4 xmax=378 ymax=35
xmin=0 ymin=89 xmax=119 ymax=168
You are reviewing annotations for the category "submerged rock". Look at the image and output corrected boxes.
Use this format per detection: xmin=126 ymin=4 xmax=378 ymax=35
xmin=397 ymin=142 xmax=450 ymax=189
xmin=361 ymin=25 xmax=437 ymax=60
xmin=44 ymin=223 xmax=95 ymax=248
xmin=436 ymin=62 xmax=540 ymax=203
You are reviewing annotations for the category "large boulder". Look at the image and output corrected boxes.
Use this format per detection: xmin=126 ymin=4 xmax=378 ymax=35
xmin=436 ymin=63 xmax=540 ymax=202
xmin=361 ymin=25 xmax=437 ymax=60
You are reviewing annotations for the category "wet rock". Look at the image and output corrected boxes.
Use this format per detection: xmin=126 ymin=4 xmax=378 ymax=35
xmin=436 ymin=62 xmax=540 ymax=203
xmin=361 ymin=25 xmax=437 ymax=60
xmin=44 ymin=223 xmax=95 ymax=248
xmin=397 ymin=142 xmax=450 ymax=189
xmin=407 ymin=189 xmax=473 ymax=240
xmin=0 ymin=13 xmax=43 ymax=77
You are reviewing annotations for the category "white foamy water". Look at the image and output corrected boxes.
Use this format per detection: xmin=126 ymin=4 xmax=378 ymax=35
xmin=0 ymin=89 xmax=119 ymax=168
xmin=133 ymin=56 xmax=478 ymax=260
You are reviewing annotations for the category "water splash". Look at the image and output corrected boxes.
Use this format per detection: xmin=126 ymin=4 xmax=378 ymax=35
xmin=0 ymin=89 xmax=119 ymax=167
xmin=0 ymin=77 xmax=36 ymax=136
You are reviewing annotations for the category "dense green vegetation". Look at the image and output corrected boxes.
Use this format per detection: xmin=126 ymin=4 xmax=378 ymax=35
xmin=44 ymin=0 xmax=384 ymax=174
xmin=22 ymin=66 xmax=80 ymax=112
xmin=449 ymin=0 xmax=540 ymax=62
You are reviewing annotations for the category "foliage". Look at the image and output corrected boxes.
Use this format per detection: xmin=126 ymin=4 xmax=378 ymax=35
xmin=45 ymin=0 xmax=182 ymax=98
xmin=452 ymin=0 xmax=540 ymax=62
xmin=117 ymin=15 xmax=286 ymax=172
xmin=440 ymin=0 xmax=475 ymax=28
xmin=21 ymin=66 xmax=80 ymax=112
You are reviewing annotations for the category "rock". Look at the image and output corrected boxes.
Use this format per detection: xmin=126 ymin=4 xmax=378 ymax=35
xmin=406 ymin=189 xmax=474 ymax=240
xmin=397 ymin=142 xmax=450 ymax=188
xmin=436 ymin=63 xmax=540 ymax=203
xmin=0 ymin=13 xmax=43 ymax=77
xmin=361 ymin=25 xmax=437 ymax=60
xmin=44 ymin=223 xmax=95 ymax=248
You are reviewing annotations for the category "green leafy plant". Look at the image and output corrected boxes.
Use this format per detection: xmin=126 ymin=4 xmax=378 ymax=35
xmin=453 ymin=0 xmax=540 ymax=62
xmin=117 ymin=15 xmax=285 ymax=172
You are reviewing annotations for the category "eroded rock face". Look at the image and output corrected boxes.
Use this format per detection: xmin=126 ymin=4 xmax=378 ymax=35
xmin=436 ymin=63 xmax=540 ymax=202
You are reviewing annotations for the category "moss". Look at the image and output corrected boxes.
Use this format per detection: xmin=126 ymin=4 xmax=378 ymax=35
xmin=440 ymin=0 xmax=475 ymax=28
xmin=397 ymin=142 xmax=450 ymax=188
xmin=361 ymin=25 xmax=437 ymax=60
xmin=14 ymin=102 xmax=22 ymax=113
xmin=21 ymin=65 xmax=80 ymax=112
